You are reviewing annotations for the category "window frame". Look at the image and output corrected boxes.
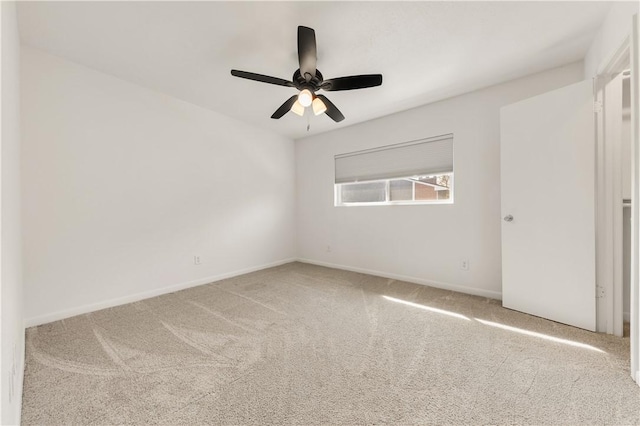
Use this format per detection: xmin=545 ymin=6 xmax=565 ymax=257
xmin=334 ymin=173 xmax=454 ymax=207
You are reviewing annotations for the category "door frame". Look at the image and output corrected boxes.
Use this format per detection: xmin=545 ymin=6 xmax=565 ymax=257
xmin=631 ymin=13 xmax=640 ymax=386
xmin=594 ymin=42 xmax=628 ymax=337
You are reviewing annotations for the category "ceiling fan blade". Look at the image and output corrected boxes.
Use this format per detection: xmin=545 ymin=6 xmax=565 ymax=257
xmin=231 ymin=70 xmax=294 ymax=87
xmin=321 ymin=74 xmax=383 ymax=91
xmin=271 ymin=95 xmax=299 ymax=119
xmin=316 ymin=95 xmax=345 ymax=122
xmin=297 ymin=26 xmax=317 ymax=81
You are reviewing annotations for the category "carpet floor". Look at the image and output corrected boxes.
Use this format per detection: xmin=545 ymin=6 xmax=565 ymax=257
xmin=22 ymin=262 xmax=640 ymax=425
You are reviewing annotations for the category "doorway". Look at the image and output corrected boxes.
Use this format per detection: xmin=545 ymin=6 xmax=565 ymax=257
xmin=595 ymin=63 xmax=631 ymax=338
xmin=595 ymin=17 xmax=639 ymax=385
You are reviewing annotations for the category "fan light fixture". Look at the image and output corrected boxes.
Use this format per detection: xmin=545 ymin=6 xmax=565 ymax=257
xmin=312 ymin=97 xmax=327 ymax=115
xmin=291 ymin=100 xmax=305 ymax=116
xmin=231 ymin=26 xmax=383 ymax=123
xmin=298 ymin=89 xmax=313 ymax=107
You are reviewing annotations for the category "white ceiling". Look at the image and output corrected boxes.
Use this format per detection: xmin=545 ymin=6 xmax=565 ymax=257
xmin=17 ymin=1 xmax=611 ymax=140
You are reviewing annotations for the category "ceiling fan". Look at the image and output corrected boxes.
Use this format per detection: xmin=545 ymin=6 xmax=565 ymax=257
xmin=231 ymin=26 xmax=383 ymax=123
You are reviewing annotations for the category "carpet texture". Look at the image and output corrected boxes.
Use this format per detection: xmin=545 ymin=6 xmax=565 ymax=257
xmin=22 ymin=262 xmax=640 ymax=425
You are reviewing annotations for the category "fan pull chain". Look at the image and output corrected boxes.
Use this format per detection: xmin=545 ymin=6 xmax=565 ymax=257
xmin=307 ymin=112 xmax=311 ymax=132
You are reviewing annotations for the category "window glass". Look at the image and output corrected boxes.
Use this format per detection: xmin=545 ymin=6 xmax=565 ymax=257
xmin=414 ymin=175 xmax=451 ymax=201
xmin=390 ymin=180 xmax=412 ymax=201
xmin=340 ymin=181 xmax=386 ymax=203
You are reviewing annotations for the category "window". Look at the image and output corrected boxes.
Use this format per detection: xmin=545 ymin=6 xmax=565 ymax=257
xmin=334 ymin=134 xmax=454 ymax=206
xmin=336 ymin=173 xmax=453 ymax=205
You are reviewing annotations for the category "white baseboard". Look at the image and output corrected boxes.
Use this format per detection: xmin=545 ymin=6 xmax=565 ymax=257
xmin=25 ymin=257 xmax=501 ymax=327
xmin=296 ymin=258 xmax=502 ymax=300
xmin=25 ymin=258 xmax=296 ymax=328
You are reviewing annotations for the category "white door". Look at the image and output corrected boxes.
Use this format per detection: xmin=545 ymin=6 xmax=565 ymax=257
xmin=501 ymin=79 xmax=596 ymax=331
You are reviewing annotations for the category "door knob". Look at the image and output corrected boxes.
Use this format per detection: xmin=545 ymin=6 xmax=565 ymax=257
xmin=504 ymin=215 xmax=514 ymax=222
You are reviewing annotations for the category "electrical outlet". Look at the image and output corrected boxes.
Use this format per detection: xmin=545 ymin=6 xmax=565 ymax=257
xmin=194 ymin=255 xmax=201 ymax=265
xmin=460 ymin=259 xmax=469 ymax=271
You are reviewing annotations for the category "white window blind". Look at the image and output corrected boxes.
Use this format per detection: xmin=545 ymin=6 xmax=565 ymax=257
xmin=334 ymin=134 xmax=454 ymax=184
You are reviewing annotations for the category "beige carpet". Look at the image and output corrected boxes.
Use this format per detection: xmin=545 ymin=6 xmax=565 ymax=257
xmin=22 ymin=262 xmax=640 ymax=425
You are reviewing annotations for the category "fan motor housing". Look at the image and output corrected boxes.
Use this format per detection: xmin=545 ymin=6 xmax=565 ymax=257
xmin=293 ymin=69 xmax=323 ymax=92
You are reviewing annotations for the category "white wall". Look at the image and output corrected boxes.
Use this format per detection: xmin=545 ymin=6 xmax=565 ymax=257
xmin=295 ymin=62 xmax=584 ymax=299
xmin=21 ymin=47 xmax=296 ymax=325
xmin=1 ymin=2 xmax=24 ymax=424
xmin=584 ymin=2 xmax=639 ymax=77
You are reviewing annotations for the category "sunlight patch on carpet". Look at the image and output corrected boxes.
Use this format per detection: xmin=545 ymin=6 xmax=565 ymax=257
xmin=382 ymin=295 xmax=471 ymax=320
xmin=474 ymin=318 xmax=605 ymax=353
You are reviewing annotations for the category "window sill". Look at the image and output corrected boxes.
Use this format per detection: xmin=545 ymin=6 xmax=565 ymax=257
xmin=335 ymin=199 xmax=454 ymax=207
